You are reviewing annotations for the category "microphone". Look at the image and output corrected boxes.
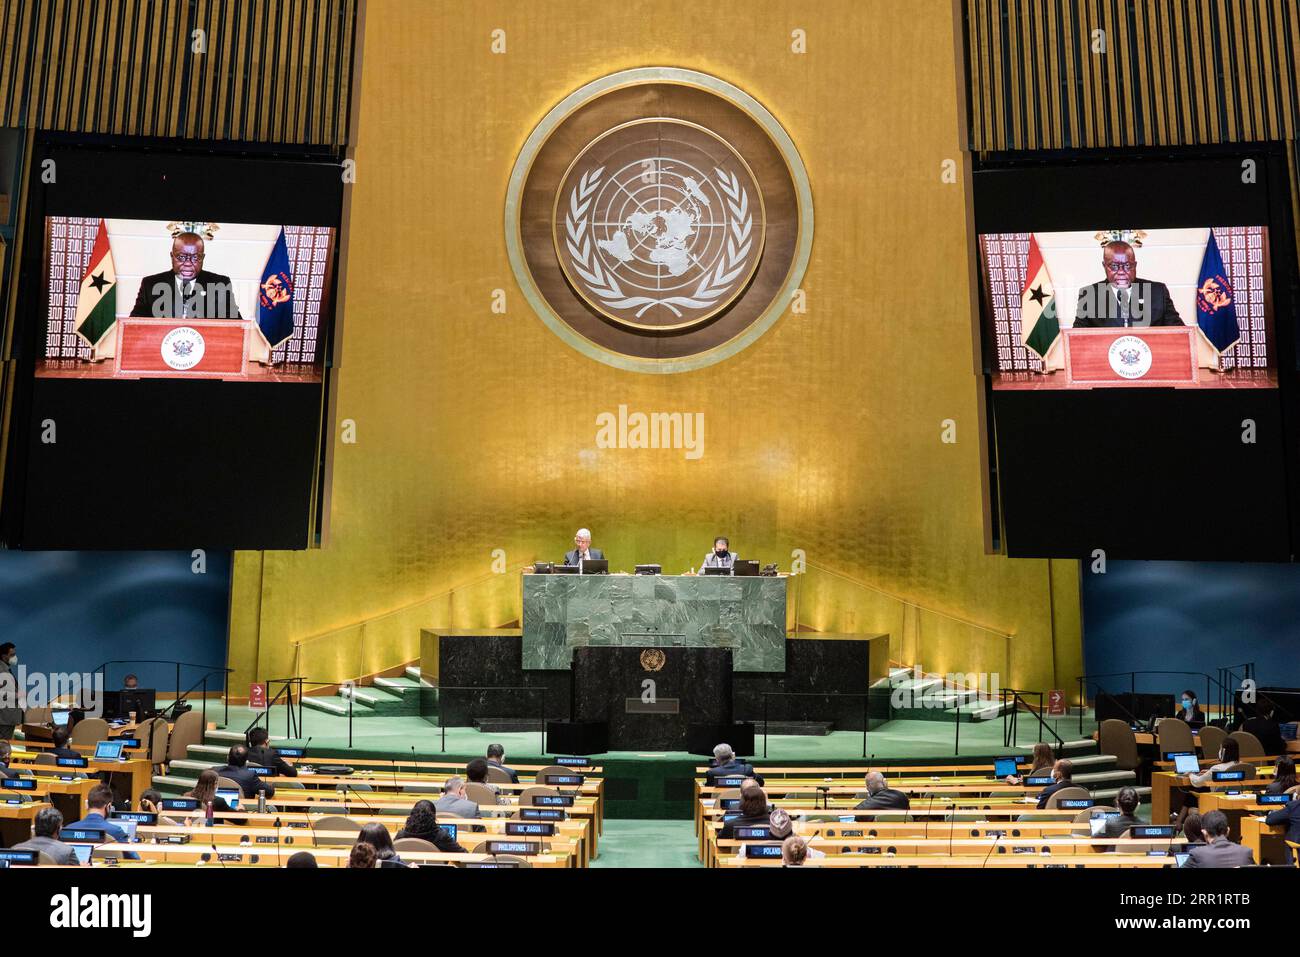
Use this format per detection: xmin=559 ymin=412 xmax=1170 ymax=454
xmin=209 ymin=841 xmax=226 ymax=868
xmin=341 ymin=784 xmax=374 ymax=812
xmin=921 ymin=791 xmax=939 ymax=840
xmin=980 ymin=830 xmax=1004 ymax=868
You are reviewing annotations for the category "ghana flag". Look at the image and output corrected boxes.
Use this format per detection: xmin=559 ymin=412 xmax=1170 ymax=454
xmin=1020 ymin=234 xmax=1060 ymax=360
xmin=74 ymin=219 xmax=117 ymax=347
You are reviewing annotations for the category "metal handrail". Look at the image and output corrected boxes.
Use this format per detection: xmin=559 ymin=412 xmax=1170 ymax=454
xmin=760 ymin=691 xmax=872 ymax=759
xmin=261 ymin=677 xmax=359 ymax=748
xmin=90 ymin=658 xmax=233 ymax=728
xmin=1000 ymin=689 xmax=1065 ymax=752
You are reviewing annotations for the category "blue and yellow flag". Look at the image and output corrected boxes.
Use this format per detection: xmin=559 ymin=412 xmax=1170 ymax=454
xmin=257 ymin=228 xmax=295 ymax=349
xmin=1196 ymin=230 xmax=1239 ymax=354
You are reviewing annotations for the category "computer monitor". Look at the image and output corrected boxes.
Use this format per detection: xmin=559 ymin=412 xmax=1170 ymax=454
xmin=1172 ymin=753 xmax=1201 ymax=774
xmin=532 ymin=562 xmax=553 ymax=574
xmin=92 ymin=740 xmax=125 ymax=762
xmin=732 ymin=560 xmax=760 ymax=576
xmin=439 ymin=823 xmax=458 ymax=842
xmin=215 ymin=788 xmax=242 ymax=810
xmin=993 ymin=757 xmax=1019 ymax=778
xmin=578 ymin=558 xmax=608 ymax=575
xmin=634 ymin=564 xmax=662 ymax=575
xmin=701 ymin=565 xmax=730 ymax=575
xmin=552 ymin=564 xmax=579 ymax=575
xmin=51 ymin=710 xmax=71 ymax=727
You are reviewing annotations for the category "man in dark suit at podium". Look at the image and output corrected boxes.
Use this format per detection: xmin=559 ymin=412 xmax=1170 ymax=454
xmin=130 ymin=231 xmax=242 ymax=320
xmin=563 ymin=528 xmax=605 ymax=566
xmin=1073 ymin=240 xmax=1182 ymax=328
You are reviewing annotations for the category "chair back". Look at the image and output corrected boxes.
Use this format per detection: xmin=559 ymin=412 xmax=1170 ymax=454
xmin=1098 ymin=719 xmax=1140 ymax=772
xmin=165 ymin=710 xmax=203 ymax=765
xmin=1227 ymin=730 xmax=1265 ymax=758
xmin=312 ymin=815 xmax=362 ymax=846
xmin=36 ymin=851 xmax=58 ymax=866
xmin=216 ymin=775 xmax=244 ymax=796
xmin=32 ymin=752 xmax=57 ymax=766
xmin=393 ymin=837 xmax=438 ymax=853
xmin=1220 ymin=762 xmax=1254 ymax=777
xmin=464 ymin=782 xmax=498 ymax=807
xmin=1196 ymin=725 xmax=1226 ymax=759
xmin=486 ymin=765 xmax=513 ymax=785
xmin=531 ymin=765 xmax=574 ymax=785
xmin=1045 ymin=786 xmax=1091 ymax=809
xmin=1156 ymin=718 xmax=1195 ymax=757
xmin=24 ymin=707 xmax=53 ymax=724
xmin=70 ymin=717 xmax=109 ymax=748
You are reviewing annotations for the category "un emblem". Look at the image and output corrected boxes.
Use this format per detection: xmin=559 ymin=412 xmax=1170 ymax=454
xmin=557 ymin=120 xmax=764 ymax=331
xmin=507 ymin=68 xmax=812 ymax=372
xmin=640 ymin=649 xmax=666 ymax=672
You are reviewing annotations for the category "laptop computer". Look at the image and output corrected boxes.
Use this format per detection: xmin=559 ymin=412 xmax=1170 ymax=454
xmin=1089 ymin=810 xmax=1120 ymax=837
xmin=215 ymin=788 xmax=242 ymax=810
xmin=993 ymin=757 xmax=1019 ymax=779
xmin=1175 ymin=852 xmax=1190 ymax=867
xmin=92 ymin=740 xmax=126 ymax=762
xmin=51 ymin=710 xmax=71 ymax=727
xmin=732 ymin=560 xmax=760 ymax=576
xmin=1172 ymin=753 xmax=1200 ymax=774
xmin=578 ymin=558 xmax=608 ymax=575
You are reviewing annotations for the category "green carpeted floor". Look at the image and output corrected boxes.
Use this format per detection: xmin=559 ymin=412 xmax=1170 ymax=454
xmin=213 ymin=702 xmax=1093 ymax=762
xmin=591 ymin=820 xmax=701 ymax=868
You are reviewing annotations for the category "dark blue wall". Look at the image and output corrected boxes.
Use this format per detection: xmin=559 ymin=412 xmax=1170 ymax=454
xmin=0 ymin=550 xmax=230 ymax=695
xmin=1082 ymin=561 xmax=1300 ymax=697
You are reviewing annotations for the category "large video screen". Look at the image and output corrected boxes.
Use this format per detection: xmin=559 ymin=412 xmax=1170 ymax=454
xmin=0 ymin=140 xmax=344 ymax=549
xmin=980 ymin=227 xmax=1274 ymax=390
xmin=972 ymin=150 xmax=1298 ymax=562
xmin=40 ymin=218 xmax=335 ymax=382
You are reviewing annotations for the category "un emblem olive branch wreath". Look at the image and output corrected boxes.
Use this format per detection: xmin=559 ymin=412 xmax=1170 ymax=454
xmin=564 ymin=166 xmax=753 ymax=319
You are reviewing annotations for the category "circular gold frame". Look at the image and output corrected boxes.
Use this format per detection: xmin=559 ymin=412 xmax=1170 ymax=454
xmin=550 ymin=117 xmax=768 ymax=333
xmin=505 ymin=67 xmax=814 ymax=375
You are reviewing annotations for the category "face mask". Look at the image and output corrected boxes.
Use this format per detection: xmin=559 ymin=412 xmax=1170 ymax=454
xmin=5 ymin=656 xmax=15 ymax=666
xmin=1182 ymin=699 xmax=1192 ymax=710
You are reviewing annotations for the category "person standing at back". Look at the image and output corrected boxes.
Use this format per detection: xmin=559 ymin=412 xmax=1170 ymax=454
xmin=0 ymin=643 xmax=23 ymax=742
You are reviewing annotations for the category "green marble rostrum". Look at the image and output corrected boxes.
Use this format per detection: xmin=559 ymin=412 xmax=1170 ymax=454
xmin=521 ymin=573 xmax=788 ymax=672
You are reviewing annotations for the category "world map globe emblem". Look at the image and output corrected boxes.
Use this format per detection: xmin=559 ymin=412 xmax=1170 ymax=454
xmin=554 ymin=118 xmax=767 ymax=331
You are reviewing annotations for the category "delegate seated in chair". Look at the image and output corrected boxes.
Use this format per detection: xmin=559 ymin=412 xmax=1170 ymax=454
xmin=855 ymin=771 xmax=910 ymax=810
xmin=1036 ymin=759 xmax=1075 ymax=809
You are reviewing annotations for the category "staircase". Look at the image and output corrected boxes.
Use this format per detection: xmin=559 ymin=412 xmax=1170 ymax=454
xmin=880 ymin=666 xmax=1015 ymax=723
xmin=298 ymin=674 xmax=424 ymax=720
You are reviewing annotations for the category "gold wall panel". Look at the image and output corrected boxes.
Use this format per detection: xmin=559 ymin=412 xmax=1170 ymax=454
xmin=229 ymin=0 xmax=1083 ymax=697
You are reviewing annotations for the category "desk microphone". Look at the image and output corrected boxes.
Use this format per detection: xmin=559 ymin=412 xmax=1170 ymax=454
xmin=980 ymin=830 xmax=1004 ymax=868
xmin=342 ymin=784 xmax=374 ymax=812
xmin=921 ymin=791 xmax=939 ymax=840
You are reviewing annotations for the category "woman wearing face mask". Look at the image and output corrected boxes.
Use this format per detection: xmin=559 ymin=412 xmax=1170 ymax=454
xmin=0 ymin=643 xmax=22 ymax=742
xmin=1176 ymin=690 xmax=1206 ymax=729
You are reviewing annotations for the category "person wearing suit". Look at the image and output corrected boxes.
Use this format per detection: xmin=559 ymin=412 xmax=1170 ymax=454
xmin=855 ymin=771 xmax=911 ymax=811
xmin=212 ymin=745 xmax=276 ymax=799
xmin=1183 ymin=810 xmax=1255 ymax=867
xmin=128 ymin=232 xmax=241 ymax=320
xmin=563 ymin=528 xmax=605 ymax=566
xmin=433 ymin=776 xmax=480 ymax=818
xmin=486 ymin=743 xmax=519 ymax=784
xmin=12 ymin=807 xmax=80 ymax=866
xmin=0 ymin=642 xmax=23 ymax=741
xmin=703 ymin=537 xmax=736 ymax=570
xmin=0 ymin=741 xmax=15 ymax=780
xmin=67 ymin=784 xmax=130 ymax=842
xmin=1264 ymin=794 xmax=1300 ymax=865
xmin=49 ymin=725 xmax=81 ymax=761
xmin=1072 ymin=241 xmax=1183 ymax=328
xmin=705 ymin=743 xmax=765 ymax=787
xmin=246 ymin=727 xmax=297 ymax=778
xmin=1035 ymin=759 xmax=1076 ymax=809
xmin=717 ymin=783 xmax=773 ymax=841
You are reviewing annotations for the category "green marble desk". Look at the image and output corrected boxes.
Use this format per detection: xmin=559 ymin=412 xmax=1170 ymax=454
xmin=521 ymin=572 xmax=788 ymax=671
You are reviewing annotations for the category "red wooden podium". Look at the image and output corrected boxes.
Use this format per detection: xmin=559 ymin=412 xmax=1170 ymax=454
xmin=114 ymin=318 xmax=252 ymax=379
xmin=1062 ymin=326 xmax=1199 ymax=388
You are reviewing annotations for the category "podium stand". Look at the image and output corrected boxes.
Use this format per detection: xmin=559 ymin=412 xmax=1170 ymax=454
xmin=114 ymin=318 xmax=252 ymax=379
xmin=1063 ymin=326 xmax=1199 ymax=387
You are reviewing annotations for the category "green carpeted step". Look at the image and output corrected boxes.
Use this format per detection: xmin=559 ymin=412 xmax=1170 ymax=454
xmin=302 ymin=694 xmax=377 ymax=718
xmin=339 ymin=685 xmax=416 ymax=717
xmin=371 ymin=676 xmax=425 ymax=713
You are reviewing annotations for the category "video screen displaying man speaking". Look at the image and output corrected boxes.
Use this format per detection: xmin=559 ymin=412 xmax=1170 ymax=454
xmin=38 ymin=217 xmax=337 ymax=382
xmin=979 ymin=227 xmax=1275 ymax=390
